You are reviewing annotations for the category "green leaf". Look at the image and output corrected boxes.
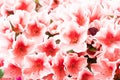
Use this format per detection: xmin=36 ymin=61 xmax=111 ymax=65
xmin=0 ymin=69 xmax=4 ymax=78
xmin=89 ymin=47 xmax=97 ymax=52
xmin=67 ymin=49 xmax=74 ymax=53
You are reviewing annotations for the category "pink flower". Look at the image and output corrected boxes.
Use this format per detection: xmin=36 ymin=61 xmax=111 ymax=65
xmin=61 ymin=22 xmax=87 ymax=44
xmin=8 ymin=10 xmax=30 ymax=29
xmin=0 ymin=0 xmax=120 ymax=80
xmin=0 ymin=18 xmax=11 ymax=33
xmin=23 ymin=53 xmax=51 ymax=79
xmin=26 ymin=22 xmax=41 ymax=37
xmin=104 ymin=48 xmax=120 ymax=62
xmin=87 ymin=1 xmax=102 ymax=23
xmin=0 ymin=0 xmax=3 ymax=7
xmin=24 ymin=19 xmax=45 ymax=43
xmin=0 ymin=33 xmax=13 ymax=53
xmin=50 ymin=0 xmax=59 ymax=9
xmin=12 ymin=35 xmax=33 ymax=64
xmin=37 ymin=11 xmax=51 ymax=26
xmin=64 ymin=53 xmax=87 ymax=77
xmin=60 ymin=22 xmax=87 ymax=52
xmin=0 ymin=0 xmax=15 ymax=16
xmin=95 ymin=22 xmax=120 ymax=49
xmin=42 ymin=73 xmax=54 ymax=80
xmin=8 ymin=15 xmax=25 ymax=33
xmin=91 ymin=59 xmax=115 ymax=80
xmin=46 ymin=21 xmax=61 ymax=35
xmin=49 ymin=5 xmax=73 ymax=22
xmin=36 ymin=38 xmax=59 ymax=57
xmin=72 ymin=5 xmax=88 ymax=26
xmin=52 ymin=53 xmax=66 ymax=80
xmin=3 ymin=63 xmax=22 ymax=79
xmin=77 ymin=68 xmax=95 ymax=80
xmin=14 ymin=0 xmax=35 ymax=12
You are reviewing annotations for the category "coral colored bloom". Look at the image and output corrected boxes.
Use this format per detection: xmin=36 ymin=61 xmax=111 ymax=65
xmin=42 ymin=73 xmax=54 ymax=80
xmin=49 ymin=5 xmax=73 ymax=22
xmin=61 ymin=22 xmax=87 ymax=44
xmin=36 ymin=38 xmax=59 ymax=57
xmin=50 ymin=0 xmax=59 ymax=9
xmin=0 ymin=17 xmax=11 ymax=33
xmin=3 ymin=63 xmax=22 ymax=79
xmin=12 ymin=35 xmax=33 ymax=64
xmin=60 ymin=22 xmax=87 ymax=52
xmin=64 ymin=53 xmax=87 ymax=77
xmin=73 ymin=6 xmax=87 ymax=26
xmin=23 ymin=53 xmax=51 ymax=79
xmin=25 ymin=21 xmax=42 ymax=37
xmin=8 ymin=10 xmax=30 ymax=29
xmin=68 ymin=3 xmax=88 ymax=26
xmin=24 ymin=19 xmax=45 ymax=43
xmin=88 ymin=2 xmax=102 ymax=23
xmin=95 ymin=23 xmax=120 ymax=49
xmin=77 ymin=69 xmax=95 ymax=80
xmin=104 ymin=48 xmax=120 ymax=62
xmin=8 ymin=15 xmax=25 ymax=33
xmin=91 ymin=59 xmax=115 ymax=80
xmin=52 ymin=53 xmax=66 ymax=80
xmin=0 ymin=33 xmax=13 ymax=53
xmin=15 ymin=0 xmax=35 ymax=12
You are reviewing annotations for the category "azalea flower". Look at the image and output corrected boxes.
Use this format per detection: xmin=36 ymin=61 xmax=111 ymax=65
xmin=87 ymin=0 xmax=102 ymax=23
xmin=42 ymin=73 xmax=54 ymax=80
xmin=36 ymin=38 xmax=59 ymax=57
xmin=50 ymin=0 xmax=59 ymax=10
xmin=95 ymin=20 xmax=120 ymax=49
xmin=8 ymin=10 xmax=30 ymax=29
xmin=104 ymin=48 xmax=120 ymax=62
xmin=60 ymin=21 xmax=87 ymax=52
xmin=91 ymin=59 xmax=115 ymax=80
xmin=64 ymin=53 xmax=87 ymax=78
xmin=22 ymin=53 xmax=52 ymax=79
xmin=52 ymin=53 xmax=66 ymax=80
xmin=0 ymin=17 xmax=11 ymax=33
xmin=0 ymin=33 xmax=13 ymax=54
xmin=49 ymin=5 xmax=73 ymax=22
xmin=14 ymin=0 xmax=35 ymax=12
xmin=0 ymin=0 xmax=120 ymax=79
xmin=0 ymin=0 xmax=15 ymax=16
xmin=12 ymin=35 xmax=33 ymax=65
xmin=71 ymin=4 xmax=89 ymax=26
xmin=24 ymin=19 xmax=45 ymax=42
xmin=77 ymin=68 xmax=95 ymax=80
xmin=2 ymin=63 xmax=22 ymax=79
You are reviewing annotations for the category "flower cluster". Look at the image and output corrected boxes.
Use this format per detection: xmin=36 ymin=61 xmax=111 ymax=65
xmin=0 ymin=0 xmax=120 ymax=80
